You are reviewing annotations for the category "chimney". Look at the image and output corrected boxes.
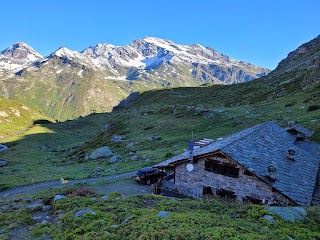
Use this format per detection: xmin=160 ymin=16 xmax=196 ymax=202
xmin=266 ymin=165 xmax=277 ymax=181
xmin=287 ymin=149 xmax=296 ymax=161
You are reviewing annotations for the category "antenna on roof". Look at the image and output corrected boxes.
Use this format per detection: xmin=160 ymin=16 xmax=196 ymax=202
xmin=188 ymin=139 xmax=194 ymax=161
xmin=188 ymin=131 xmax=195 ymax=161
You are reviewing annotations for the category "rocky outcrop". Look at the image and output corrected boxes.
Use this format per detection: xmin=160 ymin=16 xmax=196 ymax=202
xmin=89 ymin=146 xmax=113 ymax=159
xmin=277 ymin=35 xmax=320 ymax=68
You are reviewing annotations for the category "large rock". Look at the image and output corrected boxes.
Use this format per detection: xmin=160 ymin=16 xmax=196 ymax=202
xmin=0 ymin=160 xmax=8 ymax=167
xmin=26 ymin=203 xmax=43 ymax=210
xmin=54 ymin=194 xmax=67 ymax=203
xmin=157 ymin=211 xmax=171 ymax=218
xmin=126 ymin=142 xmax=135 ymax=148
xmin=89 ymin=146 xmax=113 ymax=160
xmin=109 ymin=155 xmax=121 ymax=164
xmin=262 ymin=215 xmax=275 ymax=224
xmin=267 ymin=207 xmax=307 ymax=222
xmin=147 ymin=136 xmax=161 ymax=141
xmin=111 ymin=135 xmax=126 ymax=142
xmin=123 ymin=216 xmax=133 ymax=224
xmin=101 ymin=194 xmax=109 ymax=201
xmin=74 ymin=208 xmax=96 ymax=218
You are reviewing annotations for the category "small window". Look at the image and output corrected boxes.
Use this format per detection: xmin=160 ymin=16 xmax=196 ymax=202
xmin=205 ymin=159 xmax=239 ymax=178
xmin=203 ymin=187 xmax=213 ymax=195
xmin=243 ymin=196 xmax=262 ymax=204
xmin=244 ymin=170 xmax=254 ymax=176
xmin=216 ymin=189 xmax=236 ymax=199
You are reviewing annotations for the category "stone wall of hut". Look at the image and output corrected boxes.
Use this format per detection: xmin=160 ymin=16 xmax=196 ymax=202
xmin=174 ymin=153 xmax=294 ymax=205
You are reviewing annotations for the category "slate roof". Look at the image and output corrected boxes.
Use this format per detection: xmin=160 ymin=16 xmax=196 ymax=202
xmin=155 ymin=122 xmax=320 ymax=206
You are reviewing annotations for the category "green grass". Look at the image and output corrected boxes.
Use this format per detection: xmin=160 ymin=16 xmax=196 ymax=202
xmin=0 ymin=60 xmax=319 ymax=189
xmin=0 ymin=98 xmax=55 ymax=139
xmin=1 ymin=187 xmax=319 ymax=239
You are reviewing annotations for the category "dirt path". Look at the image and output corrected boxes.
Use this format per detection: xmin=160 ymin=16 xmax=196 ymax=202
xmin=0 ymin=170 xmax=138 ymax=198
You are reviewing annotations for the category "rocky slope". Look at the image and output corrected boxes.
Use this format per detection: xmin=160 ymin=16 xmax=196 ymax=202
xmin=0 ymin=37 xmax=270 ymax=120
xmin=268 ymin=35 xmax=320 ymax=88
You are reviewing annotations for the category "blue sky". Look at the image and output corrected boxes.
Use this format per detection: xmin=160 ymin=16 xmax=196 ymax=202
xmin=1 ymin=0 xmax=319 ymax=69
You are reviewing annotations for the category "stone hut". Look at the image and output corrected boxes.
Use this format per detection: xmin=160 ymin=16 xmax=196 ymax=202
xmin=155 ymin=122 xmax=320 ymax=206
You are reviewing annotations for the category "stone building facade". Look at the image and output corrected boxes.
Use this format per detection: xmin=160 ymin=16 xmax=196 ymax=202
xmin=174 ymin=152 xmax=293 ymax=205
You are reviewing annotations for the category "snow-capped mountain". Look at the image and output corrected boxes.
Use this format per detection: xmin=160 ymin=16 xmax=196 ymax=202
xmin=22 ymin=36 xmax=268 ymax=84
xmin=0 ymin=37 xmax=270 ymax=120
xmin=78 ymin=36 xmax=269 ymax=83
xmin=0 ymin=42 xmax=42 ymax=75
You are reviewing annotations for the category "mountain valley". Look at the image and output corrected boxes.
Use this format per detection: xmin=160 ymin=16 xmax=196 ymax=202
xmin=0 ymin=35 xmax=319 ymax=240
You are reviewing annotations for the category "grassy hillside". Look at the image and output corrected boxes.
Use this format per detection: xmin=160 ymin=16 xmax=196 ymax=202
xmin=0 ymin=70 xmax=319 ymax=190
xmin=0 ymin=98 xmax=55 ymax=139
xmin=0 ymin=186 xmax=319 ymax=239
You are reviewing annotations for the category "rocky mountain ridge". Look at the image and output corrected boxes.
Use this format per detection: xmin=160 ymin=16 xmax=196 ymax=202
xmin=268 ymin=35 xmax=320 ymax=88
xmin=0 ymin=36 xmax=271 ymax=120
xmin=1 ymin=37 xmax=269 ymax=83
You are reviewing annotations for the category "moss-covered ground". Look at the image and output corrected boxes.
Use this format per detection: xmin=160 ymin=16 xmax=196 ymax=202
xmin=0 ymin=186 xmax=319 ymax=240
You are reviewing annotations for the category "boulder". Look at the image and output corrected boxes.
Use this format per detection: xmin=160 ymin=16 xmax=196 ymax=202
xmin=74 ymin=208 xmax=96 ymax=218
xmin=147 ymin=136 xmax=161 ymax=141
xmin=0 ymin=160 xmax=8 ymax=167
xmin=111 ymin=135 xmax=126 ymax=142
xmin=26 ymin=203 xmax=43 ymax=210
xmin=89 ymin=146 xmax=113 ymax=160
xmin=267 ymin=207 xmax=307 ymax=222
xmin=123 ymin=216 xmax=133 ymax=224
xmin=54 ymin=194 xmax=67 ymax=203
xmin=126 ymin=142 xmax=135 ymax=148
xmin=126 ymin=152 xmax=135 ymax=156
xmin=84 ymin=153 xmax=89 ymax=160
xmin=0 ymin=228 xmax=6 ymax=234
xmin=89 ymin=172 xmax=100 ymax=178
xmin=101 ymin=194 xmax=109 ymax=201
xmin=42 ymin=205 xmax=51 ymax=211
xmin=157 ymin=211 xmax=171 ymax=218
xmin=131 ymin=155 xmax=138 ymax=161
xmin=262 ymin=215 xmax=275 ymax=224
xmin=109 ymin=155 xmax=121 ymax=164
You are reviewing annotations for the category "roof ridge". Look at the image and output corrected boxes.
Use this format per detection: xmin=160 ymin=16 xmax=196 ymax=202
xmin=210 ymin=121 xmax=275 ymax=149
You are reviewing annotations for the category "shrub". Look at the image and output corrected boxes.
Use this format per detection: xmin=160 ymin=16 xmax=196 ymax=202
xmin=69 ymin=188 xmax=96 ymax=197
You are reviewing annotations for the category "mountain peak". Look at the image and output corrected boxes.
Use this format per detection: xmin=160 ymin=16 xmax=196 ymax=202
xmin=52 ymin=47 xmax=80 ymax=58
xmin=1 ymin=42 xmax=42 ymax=58
xmin=0 ymin=42 xmax=42 ymax=74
